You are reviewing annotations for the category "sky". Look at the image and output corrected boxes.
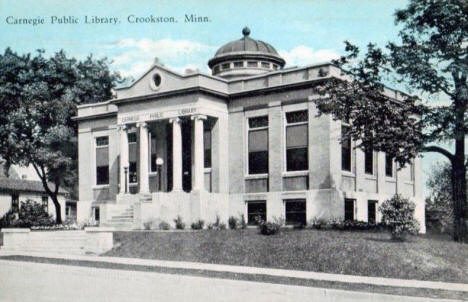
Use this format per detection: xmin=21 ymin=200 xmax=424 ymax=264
xmin=0 ymin=0 xmax=452 ymax=195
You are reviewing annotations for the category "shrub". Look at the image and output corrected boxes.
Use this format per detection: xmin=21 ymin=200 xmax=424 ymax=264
xmin=257 ymin=220 xmax=281 ymax=235
xmin=218 ymin=223 xmax=227 ymax=230
xmin=257 ymin=217 xmax=282 ymax=235
xmin=379 ymin=194 xmax=420 ymax=241
xmin=239 ymin=213 xmax=247 ymax=229
xmin=0 ymin=209 xmax=18 ymax=228
xmin=228 ymin=216 xmax=238 ymax=229
xmin=191 ymin=220 xmax=205 ymax=230
xmin=159 ymin=221 xmax=170 ymax=230
xmin=143 ymin=220 xmax=153 ymax=230
xmin=0 ymin=199 xmax=55 ymax=228
xmin=173 ymin=216 xmax=185 ymax=230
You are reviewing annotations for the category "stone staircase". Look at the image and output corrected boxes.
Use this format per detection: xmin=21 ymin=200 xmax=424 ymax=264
xmin=102 ymin=206 xmax=135 ymax=230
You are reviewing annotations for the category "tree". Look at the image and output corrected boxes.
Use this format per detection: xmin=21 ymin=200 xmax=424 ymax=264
xmin=426 ymin=163 xmax=453 ymax=233
xmin=0 ymin=48 xmax=121 ymax=224
xmin=312 ymin=0 xmax=467 ymax=241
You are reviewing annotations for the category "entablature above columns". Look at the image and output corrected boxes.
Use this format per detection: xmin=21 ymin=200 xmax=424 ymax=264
xmin=117 ymin=105 xmax=225 ymax=126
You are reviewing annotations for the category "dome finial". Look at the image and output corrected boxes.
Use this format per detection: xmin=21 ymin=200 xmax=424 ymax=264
xmin=242 ymin=26 xmax=250 ymax=37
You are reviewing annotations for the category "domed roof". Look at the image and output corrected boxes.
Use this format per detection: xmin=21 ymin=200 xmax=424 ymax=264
xmin=214 ymin=27 xmax=280 ymax=57
xmin=207 ymin=27 xmax=285 ymax=69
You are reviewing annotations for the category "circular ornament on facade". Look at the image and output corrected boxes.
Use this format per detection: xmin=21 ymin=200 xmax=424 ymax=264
xmin=150 ymin=73 xmax=162 ymax=90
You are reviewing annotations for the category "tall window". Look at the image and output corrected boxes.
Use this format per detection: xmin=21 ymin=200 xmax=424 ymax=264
xmin=285 ymin=110 xmax=308 ymax=171
xmin=247 ymin=201 xmax=266 ymax=225
xmin=42 ymin=196 xmax=48 ymax=212
xmin=341 ymin=125 xmax=351 ymax=171
xmin=204 ymin=128 xmax=212 ymax=168
xmin=344 ymin=198 xmax=355 ymax=221
xmin=364 ymin=148 xmax=373 ymax=175
xmin=248 ymin=116 xmax=269 ymax=174
xmin=95 ymin=136 xmax=109 ymax=185
xmin=385 ymin=153 xmax=393 ymax=177
xmin=128 ymin=132 xmax=138 ymax=183
xmin=11 ymin=193 xmax=19 ymax=212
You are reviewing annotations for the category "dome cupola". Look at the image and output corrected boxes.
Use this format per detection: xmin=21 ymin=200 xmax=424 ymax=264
xmin=208 ymin=27 xmax=286 ymax=79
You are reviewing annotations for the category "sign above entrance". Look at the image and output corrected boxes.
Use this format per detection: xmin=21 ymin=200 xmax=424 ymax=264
xmin=118 ymin=107 xmax=198 ymax=124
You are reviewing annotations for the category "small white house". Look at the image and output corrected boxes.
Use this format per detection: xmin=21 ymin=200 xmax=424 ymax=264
xmin=0 ymin=163 xmax=73 ymax=221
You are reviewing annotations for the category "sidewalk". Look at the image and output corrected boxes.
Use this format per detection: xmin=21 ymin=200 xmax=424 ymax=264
xmin=1 ymin=250 xmax=467 ymax=293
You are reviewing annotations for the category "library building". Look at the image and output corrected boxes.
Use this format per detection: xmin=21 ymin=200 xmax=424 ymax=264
xmin=75 ymin=27 xmax=425 ymax=231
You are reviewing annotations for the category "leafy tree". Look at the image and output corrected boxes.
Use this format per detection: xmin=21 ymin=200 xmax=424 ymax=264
xmin=312 ymin=0 xmax=468 ymax=242
xmin=426 ymin=163 xmax=453 ymax=233
xmin=0 ymin=48 xmax=121 ymax=224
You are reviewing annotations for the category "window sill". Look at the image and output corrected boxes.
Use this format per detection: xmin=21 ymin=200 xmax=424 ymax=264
xmin=404 ymin=181 xmax=415 ymax=185
xmin=149 ymin=172 xmax=158 ymax=176
xmin=245 ymin=174 xmax=268 ymax=180
xmin=129 ymin=183 xmax=138 ymax=186
xmin=282 ymin=171 xmax=309 ymax=177
xmin=365 ymin=175 xmax=377 ymax=180
xmin=93 ymin=185 xmax=110 ymax=190
xmin=341 ymin=171 xmax=355 ymax=177
xmin=385 ymin=177 xmax=396 ymax=182
xmin=204 ymin=168 xmax=212 ymax=173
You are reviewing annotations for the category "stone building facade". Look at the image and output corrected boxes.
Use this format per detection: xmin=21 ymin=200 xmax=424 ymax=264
xmin=75 ymin=28 xmax=425 ymax=231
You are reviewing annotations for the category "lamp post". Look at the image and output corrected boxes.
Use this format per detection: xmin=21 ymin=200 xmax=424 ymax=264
xmin=124 ymin=166 xmax=129 ymax=194
xmin=156 ymin=157 xmax=164 ymax=192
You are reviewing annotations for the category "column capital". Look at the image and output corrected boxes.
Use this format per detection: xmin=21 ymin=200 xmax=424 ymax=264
xmin=137 ymin=121 xmax=148 ymax=128
xmin=169 ymin=117 xmax=181 ymax=124
xmin=117 ymin=124 xmax=128 ymax=131
xmin=191 ymin=114 xmax=207 ymax=121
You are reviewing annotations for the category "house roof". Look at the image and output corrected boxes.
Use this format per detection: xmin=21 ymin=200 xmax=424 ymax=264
xmin=0 ymin=178 xmax=68 ymax=195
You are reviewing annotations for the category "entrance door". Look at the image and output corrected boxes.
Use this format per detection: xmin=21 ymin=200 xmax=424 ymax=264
xmin=181 ymin=119 xmax=192 ymax=192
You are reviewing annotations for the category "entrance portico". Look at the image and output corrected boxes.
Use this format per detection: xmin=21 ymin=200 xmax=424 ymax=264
xmin=118 ymin=113 xmax=212 ymax=197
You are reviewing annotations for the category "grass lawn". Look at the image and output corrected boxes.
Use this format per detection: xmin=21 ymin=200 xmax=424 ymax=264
xmin=105 ymin=229 xmax=468 ymax=284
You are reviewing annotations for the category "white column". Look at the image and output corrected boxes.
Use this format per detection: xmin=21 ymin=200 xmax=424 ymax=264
xmin=192 ymin=115 xmax=207 ymax=191
xmin=119 ymin=125 xmax=129 ymax=194
xmin=138 ymin=122 xmax=150 ymax=194
xmin=170 ymin=118 xmax=183 ymax=191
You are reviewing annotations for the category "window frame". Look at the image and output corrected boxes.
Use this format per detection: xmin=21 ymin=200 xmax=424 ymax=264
xmin=341 ymin=124 xmax=352 ymax=172
xmin=284 ymin=199 xmax=307 ymax=226
xmin=284 ymin=109 xmax=309 ymax=173
xmin=385 ymin=153 xmax=394 ymax=178
xmin=368 ymin=200 xmax=378 ymax=224
xmin=246 ymin=200 xmax=267 ymax=225
xmin=246 ymin=115 xmax=269 ymax=176
xmin=95 ymin=135 xmax=110 ymax=186
xmin=42 ymin=196 xmax=48 ymax=212
xmin=233 ymin=61 xmax=244 ymax=68
xmin=11 ymin=193 xmax=19 ymax=212
xmin=261 ymin=62 xmax=270 ymax=69
xmin=364 ymin=147 xmax=374 ymax=175
xmin=344 ymin=198 xmax=356 ymax=221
